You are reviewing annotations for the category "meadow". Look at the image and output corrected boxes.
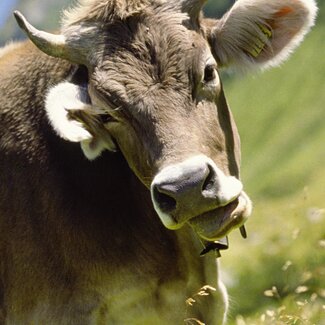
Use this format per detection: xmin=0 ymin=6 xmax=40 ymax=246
xmin=220 ymin=4 xmax=325 ymax=324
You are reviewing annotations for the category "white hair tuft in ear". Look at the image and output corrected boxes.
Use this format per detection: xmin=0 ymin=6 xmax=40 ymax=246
xmin=46 ymin=81 xmax=116 ymax=160
xmin=46 ymin=82 xmax=93 ymax=142
xmin=80 ymin=138 xmax=107 ymax=160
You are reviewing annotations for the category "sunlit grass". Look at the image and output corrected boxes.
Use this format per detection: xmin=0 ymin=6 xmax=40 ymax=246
xmin=219 ymin=13 xmax=325 ymax=324
xmin=221 ymin=167 xmax=325 ymax=324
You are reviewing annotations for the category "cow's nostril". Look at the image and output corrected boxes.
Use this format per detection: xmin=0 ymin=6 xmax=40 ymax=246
xmin=153 ymin=186 xmax=177 ymax=214
xmin=202 ymin=164 xmax=216 ymax=194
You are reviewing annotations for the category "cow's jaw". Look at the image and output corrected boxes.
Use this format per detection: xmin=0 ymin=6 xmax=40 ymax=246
xmin=188 ymin=191 xmax=252 ymax=241
xmin=150 ymin=155 xmax=252 ymax=241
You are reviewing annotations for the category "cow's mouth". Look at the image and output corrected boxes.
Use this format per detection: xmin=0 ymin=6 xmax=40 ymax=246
xmin=188 ymin=192 xmax=252 ymax=241
xmin=150 ymin=155 xmax=252 ymax=240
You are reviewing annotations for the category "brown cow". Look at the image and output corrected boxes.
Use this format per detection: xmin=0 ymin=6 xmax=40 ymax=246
xmin=0 ymin=0 xmax=317 ymax=324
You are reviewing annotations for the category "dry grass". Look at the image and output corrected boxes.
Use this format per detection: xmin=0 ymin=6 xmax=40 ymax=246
xmin=184 ymin=285 xmax=217 ymax=325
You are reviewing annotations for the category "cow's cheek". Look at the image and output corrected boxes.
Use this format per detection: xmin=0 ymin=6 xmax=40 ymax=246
xmin=107 ymin=123 xmax=154 ymax=188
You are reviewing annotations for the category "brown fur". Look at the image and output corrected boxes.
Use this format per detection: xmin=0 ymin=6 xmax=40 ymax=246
xmin=0 ymin=41 xmax=227 ymax=324
xmin=0 ymin=6 xmax=230 ymax=325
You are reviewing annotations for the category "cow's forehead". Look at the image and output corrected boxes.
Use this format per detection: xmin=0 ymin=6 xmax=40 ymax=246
xmin=91 ymin=13 xmax=210 ymax=107
xmin=100 ymin=11 xmax=207 ymax=68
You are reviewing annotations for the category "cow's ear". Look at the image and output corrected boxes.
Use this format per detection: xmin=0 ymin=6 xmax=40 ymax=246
xmin=46 ymin=81 xmax=116 ymax=160
xmin=206 ymin=0 xmax=317 ymax=70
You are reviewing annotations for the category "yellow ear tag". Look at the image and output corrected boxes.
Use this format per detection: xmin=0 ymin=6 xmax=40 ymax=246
xmin=258 ymin=23 xmax=272 ymax=38
xmin=248 ymin=23 xmax=273 ymax=58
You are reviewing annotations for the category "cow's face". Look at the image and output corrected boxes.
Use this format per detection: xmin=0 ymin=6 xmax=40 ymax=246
xmin=87 ymin=16 xmax=241 ymax=179
xmin=85 ymin=16 xmax=246 ymax=238
xmin=16 ymin=0 xmax=316 ymax=240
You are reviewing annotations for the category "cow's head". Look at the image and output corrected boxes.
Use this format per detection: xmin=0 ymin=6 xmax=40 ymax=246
xmin=15 ymin=0 xmax=316 ymax=241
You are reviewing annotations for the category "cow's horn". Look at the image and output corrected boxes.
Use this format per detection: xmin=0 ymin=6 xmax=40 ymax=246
xmin=14 ymin=11 xmax=85 ymax=64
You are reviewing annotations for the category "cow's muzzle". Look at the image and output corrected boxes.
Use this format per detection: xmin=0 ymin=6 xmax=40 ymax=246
xmin=150 ymin=155 xmax=252 ymax=241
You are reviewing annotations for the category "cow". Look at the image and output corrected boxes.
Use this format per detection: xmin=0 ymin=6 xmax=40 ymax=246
xmin=0 ymin=0 xmax=317 ymax=324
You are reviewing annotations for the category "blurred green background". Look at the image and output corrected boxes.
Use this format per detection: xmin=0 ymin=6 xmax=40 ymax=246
xmin=1 ymin=0 xmax=324 ymax=324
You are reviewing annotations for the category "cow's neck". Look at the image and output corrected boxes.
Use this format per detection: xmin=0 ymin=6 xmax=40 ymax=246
xmin=45 ymin=137 xmax=203 ymax=278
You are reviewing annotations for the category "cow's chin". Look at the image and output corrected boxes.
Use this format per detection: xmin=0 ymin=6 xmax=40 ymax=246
xmin=188 ymin=192 xmax=252 ymax=241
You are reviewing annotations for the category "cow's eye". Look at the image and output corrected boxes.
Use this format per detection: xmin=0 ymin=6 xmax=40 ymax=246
xmin=99 ymin=113 xmax=117 ymax=124
xmin=203 ymin=64 xmax=217 ymax=83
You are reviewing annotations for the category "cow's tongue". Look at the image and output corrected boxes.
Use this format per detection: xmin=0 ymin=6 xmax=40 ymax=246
xmin=188 ymin=199 xmax=239 ymax=241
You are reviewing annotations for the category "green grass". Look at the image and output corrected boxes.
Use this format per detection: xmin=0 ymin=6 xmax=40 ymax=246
xmin=219 ymin=9 xmax=325 ymax=325
xmin=223 ymin=168 xmax=325 ymax=324
xmin=224 ymin=21 xmax=325 ymax=199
